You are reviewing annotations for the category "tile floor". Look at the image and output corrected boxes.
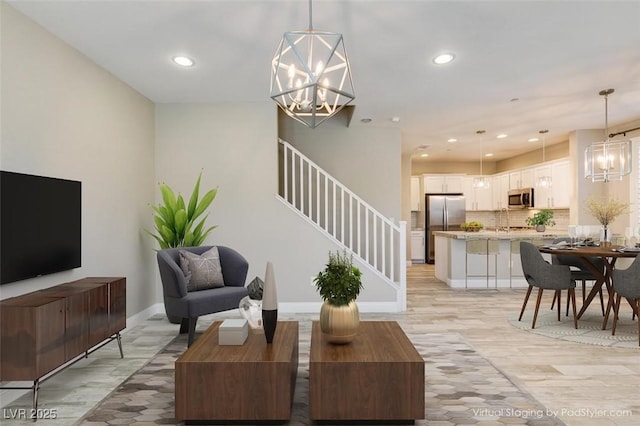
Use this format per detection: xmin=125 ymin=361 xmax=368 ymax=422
xmin=1 ymin=263 xmax=639 ymax=425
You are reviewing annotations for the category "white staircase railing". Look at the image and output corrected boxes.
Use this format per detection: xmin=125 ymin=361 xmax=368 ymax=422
xmin=278 ymin=139 xmax=406 ymax=305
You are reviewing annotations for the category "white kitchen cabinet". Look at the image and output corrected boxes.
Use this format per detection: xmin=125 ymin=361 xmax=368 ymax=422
xmin=509 ymin=168 xmax=534 ymax=190
xmin=410 ymin=231 xmax=425 ymax=263
xmin=492 ymin=173 xmax=510 ymax=210
xmin=423 ymin=174 xmax=464 ymax=194
xmin=533 ymin=160 xmax=570 ymax=208
xmin=533 ymin=165 xmax=553 ymax=208
xmin=410 ymin=176 xmax=421 ymax=211
xmin=551 ymin=160 xmax=571 ymax=208
xmin=462 ymin=176 xmax=493 ymax=211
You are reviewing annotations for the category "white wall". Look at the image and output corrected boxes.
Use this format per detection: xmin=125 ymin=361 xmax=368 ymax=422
xmin=278 ymin=112 xmax=402 ymax=220
xmin=0 ymin=4 xmax=157 ymax=317
xmin=155 ymin=104 xmax=398 ymax=310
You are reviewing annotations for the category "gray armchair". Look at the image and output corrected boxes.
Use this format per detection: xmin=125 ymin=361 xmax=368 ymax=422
xmin=518 ymin=241 xmax=578 ymax=329
xmin=157 ymin=245 xmax=249 ymax=346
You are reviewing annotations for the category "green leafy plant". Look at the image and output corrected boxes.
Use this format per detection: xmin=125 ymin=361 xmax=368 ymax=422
xmin=145 ymin=171 xmax=218 ymax=249
xmin=314 ymin=250 xmax=363 ymax=306
xmin=525 ymin=209 xmax=556 ymax=227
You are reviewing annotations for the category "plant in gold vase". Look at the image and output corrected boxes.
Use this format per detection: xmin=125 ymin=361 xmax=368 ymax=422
xmin=585 ymin=197 xmax=630 ymax=243
xmin=313 ymin=250 xmax=363 ymax=344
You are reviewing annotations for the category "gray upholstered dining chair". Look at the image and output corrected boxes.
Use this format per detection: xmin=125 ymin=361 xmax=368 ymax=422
xmin=519 ymin=241 xmax=578 ymax=329
xmin=157 ymin=245 xmax=249 ymax=346
xmin=550 ymin=237 xmax=605 ymax=316
xmin=610 ymin=255 xmax=640 ymax=346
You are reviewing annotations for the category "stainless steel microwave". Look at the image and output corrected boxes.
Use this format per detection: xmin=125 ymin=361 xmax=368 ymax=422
xmin=508 ymin=188 xmax=534 ymax=209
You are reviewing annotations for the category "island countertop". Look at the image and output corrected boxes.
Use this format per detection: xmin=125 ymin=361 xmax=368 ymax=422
xmin=433 ymin=230 xmax=568 ymax=240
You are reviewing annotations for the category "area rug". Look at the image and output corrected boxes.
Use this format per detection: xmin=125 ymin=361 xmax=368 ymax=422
xmin=78 ymin=321 xmax=563 ymax=425
xmin=509 ymin=309 xmax=639 ymax=349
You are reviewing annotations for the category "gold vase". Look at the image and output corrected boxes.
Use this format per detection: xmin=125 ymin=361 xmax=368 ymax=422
xmin=319 ymin=300 xmax=360 ymax=344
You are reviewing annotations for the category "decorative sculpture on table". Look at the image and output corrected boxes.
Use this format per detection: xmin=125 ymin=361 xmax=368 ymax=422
xmin=238 ymin=276 xmax=263 ymax=332
xmin=262 ymin=262 xmax=278 ymax=343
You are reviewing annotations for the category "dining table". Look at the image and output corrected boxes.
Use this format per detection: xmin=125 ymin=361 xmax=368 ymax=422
xmin=538 ymin=243 xmax=640 ymax=329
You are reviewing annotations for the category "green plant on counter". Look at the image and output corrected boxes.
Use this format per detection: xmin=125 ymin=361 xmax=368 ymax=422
xmin=145 ymin=171 xmax=218 ymax=249
xmin=525 ymin=209 xmax=556 ymax=227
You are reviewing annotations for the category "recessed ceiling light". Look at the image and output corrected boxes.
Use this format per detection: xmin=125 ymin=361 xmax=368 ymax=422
xmin=496 ymin=134 xmax=508 ymax=139
xmin=447 ymin=138 xmax=457 ymax=143
xmin=391 ymin=116 xmax=400 ymax=123
xmin=528 ymin=137 xmax=539 ymax=142
xmin=432 ymin=53 xmax=455 ymax=65
xmin=420 ymin=153 xmax=429 ymax=158
xmin=485 ymin=153 xmax=494 ymax=157
xmin=172 ymin=56 xmax=195 ymax=67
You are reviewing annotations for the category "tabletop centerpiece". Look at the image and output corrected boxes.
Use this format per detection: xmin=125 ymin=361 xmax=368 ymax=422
xmin=313 ymin=250 xmax=363 ymax=344
xmin=585 ymin=197 xmax=630 ymax=243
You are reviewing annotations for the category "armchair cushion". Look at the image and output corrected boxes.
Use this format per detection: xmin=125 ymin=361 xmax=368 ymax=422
xmin=179 ymin=246 xmax=225 ymax=291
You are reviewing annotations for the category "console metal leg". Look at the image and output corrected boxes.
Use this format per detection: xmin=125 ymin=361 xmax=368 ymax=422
xmin=32 ymin=379 xmax=40 ymax=413
xmin=116 ymin=333 xmax=124 ymax=358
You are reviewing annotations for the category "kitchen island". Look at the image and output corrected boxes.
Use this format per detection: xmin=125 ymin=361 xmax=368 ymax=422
xmin=433 ymin=230 xmax=567 ymax=289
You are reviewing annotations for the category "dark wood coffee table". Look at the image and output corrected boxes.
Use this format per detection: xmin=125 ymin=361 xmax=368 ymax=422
xmin=309 ymin=320 xmax=425 ymax=421
xmin=175 ymin=321 xmax=298 ymax=422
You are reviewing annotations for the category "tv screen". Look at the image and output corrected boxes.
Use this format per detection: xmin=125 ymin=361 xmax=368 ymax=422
xmin=1 ymin=171 xmax=81 ymax=285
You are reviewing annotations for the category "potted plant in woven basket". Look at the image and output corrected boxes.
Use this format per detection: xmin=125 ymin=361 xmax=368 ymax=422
xmin=313 ymin=250 xmax=363 ymax=344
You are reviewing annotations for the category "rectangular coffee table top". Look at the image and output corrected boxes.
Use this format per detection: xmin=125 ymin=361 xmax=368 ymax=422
xmin=177 ymin=320 xmax=298 ymax=363
xmin=310 ymin=320 xmax=423 ymax=363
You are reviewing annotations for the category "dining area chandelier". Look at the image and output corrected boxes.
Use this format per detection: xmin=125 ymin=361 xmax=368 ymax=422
xmin=584 ymin=89 xmax=632 ymax=182
xmin=270 ymin=0 xmax=355 ymax=128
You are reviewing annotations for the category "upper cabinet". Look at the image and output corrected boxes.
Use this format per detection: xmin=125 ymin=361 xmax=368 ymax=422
xmin=509 ymin=168 xmax=534 ymax=190
xmin=491 ymin=173 xmax=510 ymax=210
xmin=410 ymin=176 xmax=421 ymax=211
xmin=462 ymin=176 xmax=493 ymax=211
xmin=534 ymin=159 xmax=570 ymax=208
xmin=423 ymin=174 xmax=464 ymax=194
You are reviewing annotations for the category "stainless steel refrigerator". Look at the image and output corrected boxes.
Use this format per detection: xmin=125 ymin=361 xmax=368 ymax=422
xmin=425 ymin=193 xmax=466 ymax=264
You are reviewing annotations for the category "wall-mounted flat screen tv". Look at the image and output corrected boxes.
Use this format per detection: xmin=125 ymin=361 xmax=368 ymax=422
xmin=1 ymin=171 xmax=81 ymax=285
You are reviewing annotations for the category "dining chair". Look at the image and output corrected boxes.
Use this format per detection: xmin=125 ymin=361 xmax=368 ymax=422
xmin=610 ymin=255 xmax=640 ymax=346
xmin=550 ymin=237 xmax=605 ymax=316
xmin=519 ymin=241 xmax=578 ymax=329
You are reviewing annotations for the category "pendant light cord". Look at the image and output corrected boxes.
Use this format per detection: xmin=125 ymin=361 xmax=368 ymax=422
xmin=308 ymin=0 xmax=313 ymax=31
xmin=539 ymin=129 xmax=548 ymax=162
xmin=600 ymin=88 xmax=614 ymax=142
xmin=476 ymin=130 xmax=485 ymax=176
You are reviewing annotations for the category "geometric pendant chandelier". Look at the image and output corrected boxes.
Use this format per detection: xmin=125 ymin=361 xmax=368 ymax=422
xmin=584 ymin=88 xmax=632 ymax=182
xmin=270 ymin=0 xmax=355 ymax=128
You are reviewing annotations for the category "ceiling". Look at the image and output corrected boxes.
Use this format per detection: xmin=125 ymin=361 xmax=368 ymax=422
xmin=8 ymin=0 xmax=640 ymax=162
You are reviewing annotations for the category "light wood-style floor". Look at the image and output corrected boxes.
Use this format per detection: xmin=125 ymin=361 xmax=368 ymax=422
xmin=2 ymin=263 xmax=639 ymax=425
xmin=406 ymin=263 xmax=640 ymax=426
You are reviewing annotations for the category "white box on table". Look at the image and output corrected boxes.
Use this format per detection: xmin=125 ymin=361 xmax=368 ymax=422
xmin=218 ymin=318 xmax=248 ymax=345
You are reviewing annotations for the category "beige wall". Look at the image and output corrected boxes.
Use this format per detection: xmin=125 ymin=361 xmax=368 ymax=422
xmin=278 ymin=111 xmax=402 ymax=220
xmin=497 ymin=141 xmax=569 ymax=173
xmin=0 ymin=4 xmax=156 ymax=317
xmin=155 ymin=104 xmax=398 ymax=309
xmin=410 ymin=141 xmax=569 ymax=176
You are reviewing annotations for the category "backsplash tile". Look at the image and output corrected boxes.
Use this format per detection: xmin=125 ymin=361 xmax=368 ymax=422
xmin=466 ymin=208 xmax=569 ymax=230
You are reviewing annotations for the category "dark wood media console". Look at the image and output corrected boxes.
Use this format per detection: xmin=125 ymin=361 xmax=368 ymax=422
xmin=0 ymin=277 xmax=126 ymax=409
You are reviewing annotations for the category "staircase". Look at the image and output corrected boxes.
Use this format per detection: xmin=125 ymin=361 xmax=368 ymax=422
xmin=277 ymin=139 xmax=407 ymax=309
